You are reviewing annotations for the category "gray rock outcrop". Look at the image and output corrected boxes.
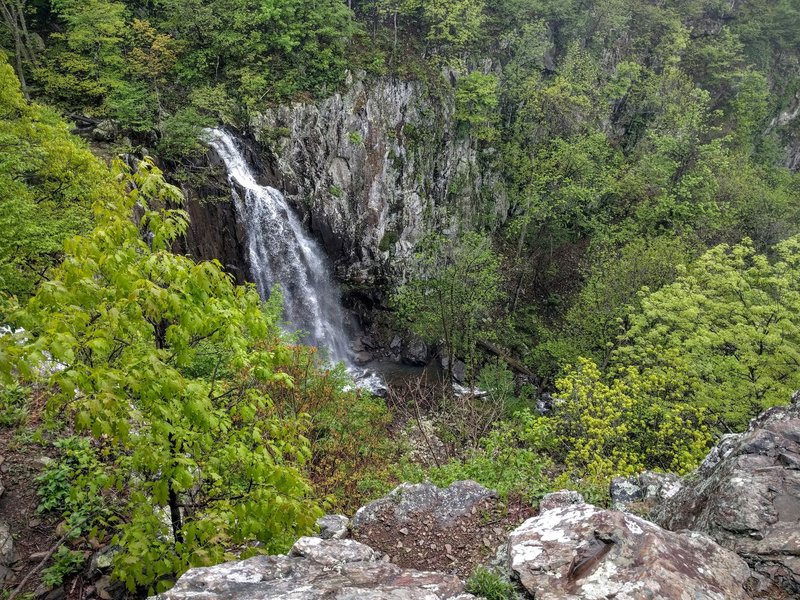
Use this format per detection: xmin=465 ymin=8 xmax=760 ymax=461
xmin=538 ymin=490 xmax=584 ymax=512
xmin=654 ymin=395 xmax=800 ymax=595
xmin=316 ymin=514 xmax=350 ymax=540
xmin=250 ymin=73 xmax=507 ymax=285
xmin=352 ymin=481 xmax=497 ymax=530
xmin=507 ymin=502 xmax=752 ymax=600
xmin=0 ymin=521 xmax=14 ymax=586
xmin=155 ymin=537 xmax=474 ymax=600
xmin=609 ymin=471 xmax=682 ymax=511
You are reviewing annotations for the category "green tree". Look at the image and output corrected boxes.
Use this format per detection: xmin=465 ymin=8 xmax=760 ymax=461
xmin=615 ymin=236 xmax=800 ymax=431
xmin=0 ymin=54 xmax=110 ymax=298
xmin=454 ymin=71 xmax=499 ymax=142
xmin=157 ymin=0 xmax=357 ymax=112
xmin=563 ymin=235 xmax=694 ymax=365
xmin=423 ymin=0 xmax=484 ymax=55
xmin=393 ymin=232 xmax=503 ymax=386
xmin=554 ymin=358 xmax=712 ymax=484
xmin=36 ymin=0 xmax=128 ymax=113
xmin=1 ymin=159 xmax=320 ymax=593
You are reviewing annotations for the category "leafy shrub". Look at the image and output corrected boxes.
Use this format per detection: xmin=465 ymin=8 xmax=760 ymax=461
xmin=264 ymin=348 xmax=397 ymax=512
xmin=157 ymin=107 xmax=214 ymax=161
xmin=553 ymin=359 xmax=712 ymax=485
xmin=397 ymin=410 xmax=554 ymax=502
xmin=36 ymin=437 xmax=100 ymax=513
xmin=35 ymin=436 xmax=113 ymax=535
xmin=0 ymin=382 xmax=29 ymax=427
xmin=41 ymin=546 xmax=85 ymax=587
xmin=466 ymin=566 xmax=516 ymax=600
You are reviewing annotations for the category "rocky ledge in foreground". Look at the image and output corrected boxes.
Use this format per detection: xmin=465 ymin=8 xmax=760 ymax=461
xmin=654 ymin=393 xmax=800 ymax=596
xmin=507 ymin=492 xmax=751 ymax=600
xmin=155 ymin=536 xmax=474 ymax=600
xmin=158 ymin=489 xmax=760 ymax=600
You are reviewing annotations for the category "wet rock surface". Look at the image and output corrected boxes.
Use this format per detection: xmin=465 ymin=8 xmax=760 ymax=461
xmin=154 ymin=537 xmax=475 ymax=600
xmin=507 ymin=503 xmax=752 ymax=600
xmin=654 ymin=395 xmax=800 ymax=595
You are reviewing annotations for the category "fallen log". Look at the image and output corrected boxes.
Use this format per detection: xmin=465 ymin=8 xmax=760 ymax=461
xmin=477 ymin=339 xmax=536 ymax=378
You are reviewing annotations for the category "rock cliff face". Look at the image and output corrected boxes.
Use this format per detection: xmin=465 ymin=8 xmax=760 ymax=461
xmin=248 ymin=72 xmax=506 ymax=286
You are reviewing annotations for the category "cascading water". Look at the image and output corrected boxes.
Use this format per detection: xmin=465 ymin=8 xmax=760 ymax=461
xmin=205 ymin=128 xmax=354 ymax=364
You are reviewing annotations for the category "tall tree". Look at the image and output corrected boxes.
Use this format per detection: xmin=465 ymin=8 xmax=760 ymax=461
xmin=393 ymin=232 xmax=503 ymax=386
xmin=0 ymin=0 xmax=37 ymax=97
xmin=614 ymin=237 xmax=800 ymax=431
xmin=1 ymin=158 xmax=320 ymax=593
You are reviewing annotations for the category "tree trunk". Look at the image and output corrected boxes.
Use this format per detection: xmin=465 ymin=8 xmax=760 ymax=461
xmin=0 ymin=0 xmax=34 ymax=99
xmin=167 ymin=438 xmax=184 ymax=544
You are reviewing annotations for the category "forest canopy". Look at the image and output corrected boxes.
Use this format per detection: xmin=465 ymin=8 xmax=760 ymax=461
xmin=1 ymin=0 xmax=800 ymax=594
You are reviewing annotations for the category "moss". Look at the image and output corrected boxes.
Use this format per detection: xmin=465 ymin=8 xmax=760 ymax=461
xmin=379 ymin=230 xmax=399 ymax=252
xmin=259 ymin=125 xmax=291 ymax=146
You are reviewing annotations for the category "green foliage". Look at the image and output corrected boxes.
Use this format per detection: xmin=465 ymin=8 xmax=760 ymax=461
xmin=393 ymin=232 xmax=503 ymax=385
xmin=553 ymin=359 xmax=713 ymax=486
xmin=455 ymin=72 xmax=499 ymax=142
xmin=263 ymin=346 xmax=397 ymax=513
xmin=0 ymin=382 xmax=29 ymax=427
xmin=615 ymin=237 xmax=800 ymax=431
xmin=0 ymin=54 xmax=110 ymax=298
xmin=36 ymin=437 xmax=105 ymax=516
xmin=41 ymin=546 xmax=85 ymax=588
xmin=3 ymin=160 xmax=320 ymax=593
xmin=397 ymin=410 xmax=553 ymax=502
xmin=157 ymin=107 xmax=214 ymax=161
xmin=157 ymin=0 xmax=357 ymax=112
xmin=466 ymin=566 xmax=516 ymax=600
xmin=563 ymin=235 xmax=695 ymax=364
xmin=423 ymin=0 xmax=485 ymax=54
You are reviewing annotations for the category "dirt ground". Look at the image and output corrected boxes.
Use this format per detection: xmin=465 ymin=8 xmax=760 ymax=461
xmin=0 ymin=425 xmax=63 ymax=597
xmin=352 ymin=493 xmax=536 ymax=578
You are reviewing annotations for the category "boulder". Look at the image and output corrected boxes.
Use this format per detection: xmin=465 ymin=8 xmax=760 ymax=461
xmin=352 ymin=481 xmax=497 ymax=530
xmin=538 ymin=490 xmax=584 ymax=512
xmin=88 ymin=545 xmax=120 ymax=579
xmin=401 ymin=337 xmax=428 ymax=366
xmin=354 ymin=351 xmax=373 ymax=365
xmin=507 ymin=503 xmax=752 ymax=600
xmin=91 ymin=120 xmax=119 ymax=142
xmin=609 ymin=471 xmax=682 ymax=511
xmin=654 ymin=395 xmax=800 ymax=595
xmin=316 ymin=514 xmax=350 ymax=540
xmin=440 ymin=357 xmax=467 ymax=384
xmin=154 ymin=537 xmax=474 ymax=600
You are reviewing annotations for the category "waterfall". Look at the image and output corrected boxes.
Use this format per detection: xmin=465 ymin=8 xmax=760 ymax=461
xmin=205 ymin=128 xmax=353 ymax=364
